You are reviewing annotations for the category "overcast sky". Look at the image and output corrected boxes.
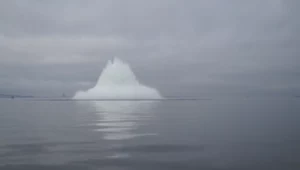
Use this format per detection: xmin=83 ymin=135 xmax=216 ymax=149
xmin=0 ymin=0 xmax=299 ymax=97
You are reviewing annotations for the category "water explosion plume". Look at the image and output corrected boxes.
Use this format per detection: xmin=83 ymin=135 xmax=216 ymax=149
xmin=73 ymin=58 xmax=162 ymax=99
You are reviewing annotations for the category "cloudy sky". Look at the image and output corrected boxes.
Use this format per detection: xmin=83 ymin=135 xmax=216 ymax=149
xmin=0 ymin=0 xmax=299 ymax=97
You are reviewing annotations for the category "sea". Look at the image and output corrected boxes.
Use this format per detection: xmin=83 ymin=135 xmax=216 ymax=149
xmin=0 ymin=97 xmax=299 ymax=170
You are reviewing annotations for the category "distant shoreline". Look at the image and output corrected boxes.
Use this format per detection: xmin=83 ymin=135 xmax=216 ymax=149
xmin=0 ymin=97 xmax=211 ymax=101
xmin=0 ymin=94 xmax=34 ymax=98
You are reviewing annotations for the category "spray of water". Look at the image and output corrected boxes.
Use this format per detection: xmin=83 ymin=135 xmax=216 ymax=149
xmin=73 ymin=58 xmax=162 ymax=99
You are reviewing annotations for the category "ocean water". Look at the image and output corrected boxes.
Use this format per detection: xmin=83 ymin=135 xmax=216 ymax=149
xmin=0 ymin=97 xmax=299 ymax=169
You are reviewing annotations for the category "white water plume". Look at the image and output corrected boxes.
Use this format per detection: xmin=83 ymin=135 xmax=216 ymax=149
xmin=73 ymin=58 xmax=162 ymax=99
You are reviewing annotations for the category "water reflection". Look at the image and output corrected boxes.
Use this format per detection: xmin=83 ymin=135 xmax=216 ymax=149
xmin=91 ymin=101 xmax=157 ymax=141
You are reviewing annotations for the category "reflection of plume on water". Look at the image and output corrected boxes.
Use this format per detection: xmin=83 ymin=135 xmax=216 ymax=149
xmin=91 ymin=101 xmax=157 ymax=141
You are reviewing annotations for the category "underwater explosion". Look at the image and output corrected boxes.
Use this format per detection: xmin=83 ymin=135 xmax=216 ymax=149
xmin=73 ymin=58 xmax=162 ymax=99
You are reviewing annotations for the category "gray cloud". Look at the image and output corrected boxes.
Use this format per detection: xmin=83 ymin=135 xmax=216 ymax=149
xmin=0 ymin=0 xmax=299 ymax=97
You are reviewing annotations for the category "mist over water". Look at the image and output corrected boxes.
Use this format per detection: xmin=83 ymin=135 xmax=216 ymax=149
xmin=73 ymin=58 xmax=162 ymax=99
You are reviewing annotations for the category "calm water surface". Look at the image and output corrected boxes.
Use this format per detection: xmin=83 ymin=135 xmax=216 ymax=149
xmin=0 ymin=97 xmax=299 ymax=169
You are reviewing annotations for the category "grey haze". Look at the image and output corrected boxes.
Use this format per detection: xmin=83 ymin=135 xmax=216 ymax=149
xmin=0 ymin=0 xmax=299 ymax=97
